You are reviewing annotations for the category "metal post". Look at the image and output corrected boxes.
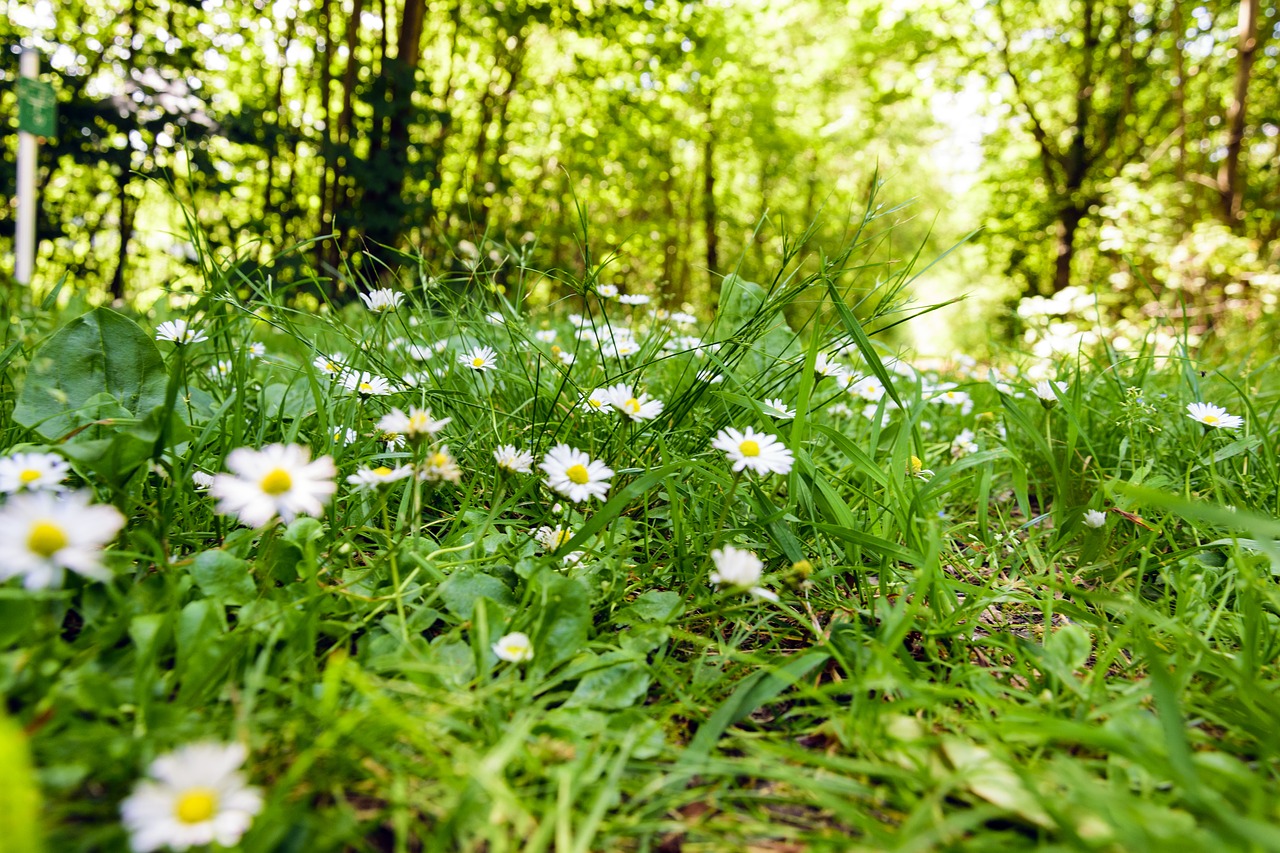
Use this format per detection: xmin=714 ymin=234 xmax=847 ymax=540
xmin=15 ymin=50 xmax=39 ymax=285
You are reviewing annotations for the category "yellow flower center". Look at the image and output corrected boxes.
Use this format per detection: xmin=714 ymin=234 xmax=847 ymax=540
xmin=359 ymin=382 xmax=373 ymax=393
xmin=588 ymin=398 xmax=602 ymax=408
xmin=429 ymin=453 xmax=448 ymax=467
xmin=325 ymin=361 xmax=337 ymax=372
xmin=373 ymin=466 xmax=393 ymax=477
xmin=472 ymin=357 xmax=485 ymax=368
xmin=174 ymin=787 xmax=218 ymax=824
xmin=19 ymin=468 xmax=42 ymax=484
xmin=407 ymin=414 xmax=428 ymax=432
xmin=739 ymin=440 xmax=760 ymax=457
xmin=623 ymin=398 xmax=641 ymax=414
xmin=27 ymin=520 xmax=68 ymax=558
xmin=909 ymin=456 xmax=924 ymax=473
xmin=551 ymin=345 xmax=562 ymax=355
xmin=1203 ymin=415 xmax=1219 ymax=424
xmin=565 ymin=464 xmax=590 ymax=484
xmin=259 ymin=468 xmax=293 ymax=495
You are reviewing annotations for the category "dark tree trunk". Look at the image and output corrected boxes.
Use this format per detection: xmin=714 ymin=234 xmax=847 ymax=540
xmin=702 ymin=98 xmax=718 ymax=293
xmin=109 ymin=175 xmax=134 ymax=302
xmin=1218 ymin=0 xmax=1259 ymax=225
xmin=1053 ymin=205 xmax=1084 ymax=294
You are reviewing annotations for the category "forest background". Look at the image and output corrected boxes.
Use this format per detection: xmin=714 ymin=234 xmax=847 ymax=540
xmin=2 ymin=0 xmax=1277 ymax=353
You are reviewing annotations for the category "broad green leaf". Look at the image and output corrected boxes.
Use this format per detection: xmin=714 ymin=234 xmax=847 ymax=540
xmin=13 ymin=307 xmax=168 ymax=440
xmin=191 ymin=550 xmax=258 ymax=606
xmin=565 ymin=657 xmax=651 ymax=710
xmin=532 ymin=573 xmax=592 ymax=671
xmin=438 ymin=570 xmax=515 ymax=620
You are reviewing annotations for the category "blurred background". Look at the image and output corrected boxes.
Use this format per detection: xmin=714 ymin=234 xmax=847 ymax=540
xmin=2 ymin=0 xmax=1277 ymax=353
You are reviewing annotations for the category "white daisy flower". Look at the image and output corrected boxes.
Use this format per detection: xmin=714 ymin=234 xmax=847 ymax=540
xmin=494 ymin=445 xmax=534 ymax=474
xmin=1033 ymin=380 xmax=1067 ymax=407
xmin=827 ymin=402 xmax=853 ymax=418
xmin=711 ymin=427 xmax=794 ymax=476
xmin=951 ymin=428 xmax=979 ymax=458
xmin=404 ymin=344 xmax=435 ymax=362
xmin=813 ymin=353 xmax=846 ymax=381
xmin=209 ymin=443 xmax=337 ymax=528
xmin=208 ymin=360 xmax=233 ymax=378
xmin=340 ymin=371 xmax=394 ymax=396
xmin=0 ymin=451 xmax=70 ymax=493
xmin=933 ymin=387 xmax=973 ymax=409
xmin=761 ymin=398 xmax=795 ymax=420
xmin=618 ymin=293 xmax=650 ymax=305
xmin=534 ymin=329 xmax=558 ymax=343
xmin=581 ymin=389 xmax=610 ymax=414
xmin=359 ymin=288 xmax=404 ymax=313
xmin=191 ymin=471 xmax=216 ymax=490
xmin=155 ymin=319 xmax=208 ymax=345
xmin=535 ymin=525 xmax=574 ymax=551
xmin=313 ymin=353 xmax=345 ymax=376
xmin=459 ymin=346 xmax=499 ymax=372
xmin=709 ymin=545 xmax=778 ymax=602
xmin=377 ymin=407 xmax=451 ymax=442
xmin=540 ymin=444 xmax=613 ymax=503
xmin=695 ymin=368 xmax=723 ymax=384
xmin=419 ymin=446 xmax=462 ymax=484
xmin=1186 ymin=402 xmax=1243 ymax=430
xmin=485 ymin=310 xmax=506 ymax=325
xmin=332 ymin=427 xmax=360 ymax=445
xmin=602 ymin=383 xmax=665 ymax=422
xmin=596 ymin=284 xmax=619 ymax=298
xmin=556 ymin=350 xmax=576 ymax=367
xmin=1083 ymin=509 xmax=1107 ymax=528
xmin=671 ymin=311 xmax=698 ymax=327
xmin=492 ymin=631 xmax=533 ymax=663
xmin=120 ymin=741 xmax=263 ymax=853
xmin=247 ymin=342 xmax=266 ymax=359
xmin=568 ymin=313 xmax=588 ymax=328
xmin=346 ymin=465 xmax=413 ymax=491
xmin=0 ymin=490 xmax=125 ymax=589
xmin=848 ymin=375 xmax=887 ymax=402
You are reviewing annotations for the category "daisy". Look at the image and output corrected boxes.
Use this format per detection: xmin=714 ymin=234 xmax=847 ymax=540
xmin=1033 ymin=380 xmax=1066 ymax=408
xmin=155 ymin=319 xmax=208 ymax=345
xmin=0 ymin=490 xmax=125 ymax=589
xmin=340 ymin=371 xmax=394 ymax=396
xmin=535 ymin=525 xmax=574 ymax=551
xmin=404 ymin=344 xmax=434 ymax=362
xmin=485 ymin=310 xmax=506 ymax=325
xmin=602 ymin=383 xmax=665 ymax=422
xmin=709 ymin=545 xmax=778 ymax=602
xmin=596 ymin=284 xmax=619 ymax=298
xmin=332 ymin=427 xmax=359 ymax=445
xmin=827 ymin=402 xmax=853 ymax=418
xmin=813 ymin=352 xmax=846 ymax=381
xmin=247 ymin=342 xmax=266 ymax=359
xmin=419 ymin=446 xmax=462 ymax=484
xmin=494 ymin=445 xmax=534 ymax=474
xmin=950 ymin=428 xmax=979 ymax=458
xmin=761 ymin=398 xmax=795 ymax=420
xmin=377 ymin=407 xmax=451 ymax=442
xmin=581 ymin=389 xmax=610 ymax=414
xmin=556 ymin=350 xmax=576 ymax=367
xmin=1186 ymin=402 xmax=1243 ymax=430
xmin=618 ymin=293 xmax=651 ymax=306
xmin=711 ymin=427 xmax=794 ymax=476
xmin=1083 ymin=509 xmax=1107 ymax=528
xmin=671 ymin=311 xmax=698 ymax=327
xmin=313 ymin=353 xmax=345 ymax=376
xmin=695 ymin=368 xmax=724 ymax=385
xmin=120 ymin=741 xmax=262 ymax=853
xmin=0 ymin=451 xmax=70 ymax=493
xmin=848 ymin=375 xmax=887 ymax=402
xmin=347 ymin=465 xmax=413 ymax=491
xmin=540 ymin=444 xmax=613 ymax=503
xmin=208 ymin=360 xmax=233 ymax=378
xmin=459 ymin=346 xmax=499 ymax=372
xmin=492 ymin=631 xmax=534 ymax=663
xmin=191 ymin=471 xmax=216 ymax=490
xmin=359 ymin=288 xmax=404 ymax=313
xmin=209 ymin=443 xmax=337 ymax=528
xmin=534 ymin=329 xmax=558 ymax=343
xmin=933 ymin=387 xmax=974 ymax=410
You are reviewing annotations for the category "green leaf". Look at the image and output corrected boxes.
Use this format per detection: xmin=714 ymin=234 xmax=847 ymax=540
xmin=13 ymin=307 xmax=168 ymax=440
xmin=531 ymin=573 xmax=592 ymax=671
xmin=438 ymin=570 xmax=515 ymax=620
xmin=190 ymin=550 xmax=257 ymax=606
xmin=615 ymin=590 xmax=684 ymax=625
xmin=1044 ymin=623 xmax=1092 ymax=672
xmin=0 ymin=715 xmax=42 ymax=853
xmin=565 ymin=657 xmax=651 ymax=710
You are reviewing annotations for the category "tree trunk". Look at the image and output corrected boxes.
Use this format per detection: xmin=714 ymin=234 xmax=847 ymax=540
xmin=702 ymin=97 xmax=718 ymax=293
xmin=109 ymin=174 xmax=135 ymax=302
xmin=1053 ymin=205 xmax=1084 ymax=294
xmin=1218 ymin=0 xmax=1259 ymax=225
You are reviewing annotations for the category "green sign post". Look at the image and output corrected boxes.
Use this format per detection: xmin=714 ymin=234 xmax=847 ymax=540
xmin=17 ymin=77 xmax=57 ymax=137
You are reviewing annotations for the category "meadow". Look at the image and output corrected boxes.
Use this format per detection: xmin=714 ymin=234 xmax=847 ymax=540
xmin=3 ymin=210 xmax=1280 ymax=853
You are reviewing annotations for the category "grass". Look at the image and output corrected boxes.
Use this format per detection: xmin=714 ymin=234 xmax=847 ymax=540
xmin=3 ymin=206 xmax=1280 ymax=852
